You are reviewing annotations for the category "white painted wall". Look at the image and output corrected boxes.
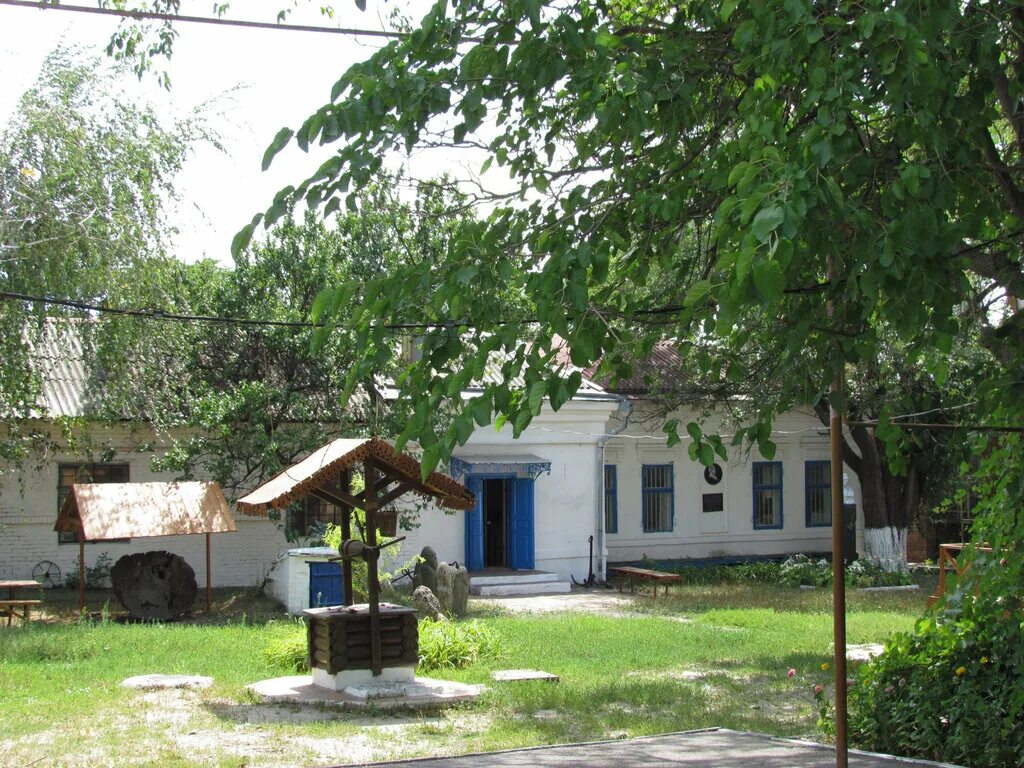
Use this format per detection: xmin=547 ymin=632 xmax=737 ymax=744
xmin=265 ymin=547 xmax=342 ymax=614
xmin=0 ymin=423 xmax=288 ymax=587
xmin=386 ymin=399 xmax=619 ymax=583
xmin=604 ymin=405 xmax=864 ymax=564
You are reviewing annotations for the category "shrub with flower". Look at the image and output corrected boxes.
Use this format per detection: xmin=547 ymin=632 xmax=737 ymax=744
xmin=847 ymin=565 xmax=1024 ymax=767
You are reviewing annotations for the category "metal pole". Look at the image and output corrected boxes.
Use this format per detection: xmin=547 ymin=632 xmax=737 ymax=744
xmin=78 ymin=536 xmax=85 ymax=614
xmin=206 ymin=532 xmax=212 ymax=612
xmin=828 ymin=254 xmax=849 ymax=767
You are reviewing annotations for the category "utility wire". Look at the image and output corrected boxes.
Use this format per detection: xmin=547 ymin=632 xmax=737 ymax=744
xmin=0 ymin=290 xmax=487 ymax=330
xmin=0 ymin=0 xmax=413 ymax=40
xmin=0 ymin=289 xmax=692 ymax=331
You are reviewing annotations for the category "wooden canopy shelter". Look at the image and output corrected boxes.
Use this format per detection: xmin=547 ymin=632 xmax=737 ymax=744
xmin=237 ymin=436 xmax=474 ymax=676
xmin=55 ymin=481 xmax=236 ymax=612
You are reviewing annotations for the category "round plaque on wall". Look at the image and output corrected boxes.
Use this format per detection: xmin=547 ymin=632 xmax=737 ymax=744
xmin=703 ymin=463 xmax=723 ymax=485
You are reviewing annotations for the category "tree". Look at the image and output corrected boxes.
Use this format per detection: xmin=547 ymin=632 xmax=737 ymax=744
xmin=0 ymin=49 xmax=207 ymax=462
xmin=64 ymin=3 xmax=1024 ymax=544
xmin=89 ymin=177 xmax=477 ymax=503
xmin=239 ymin=1 xmax=1022 ymax=549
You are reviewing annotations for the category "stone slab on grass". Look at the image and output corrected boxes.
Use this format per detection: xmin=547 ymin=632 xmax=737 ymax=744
xmin=122 ymin=674 xmax=213 ymax=690
xmin=491 ymin=669 xmax=560 ymax=683
xmin=248 ymin=675 xmax=484 ymax=709
xmin=847 ymin=643 xmax=885 ymax=662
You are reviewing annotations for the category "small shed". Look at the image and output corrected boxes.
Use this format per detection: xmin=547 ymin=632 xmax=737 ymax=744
xmin=55 ymin=481 xmax=237 ymax=611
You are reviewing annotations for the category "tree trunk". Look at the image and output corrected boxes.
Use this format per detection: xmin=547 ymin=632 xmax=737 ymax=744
xmin=850 ymin=426 xmax=915 ymax=572
xmin=111 ymin=551 xmax=198 ymax=620
xmin=812 ymin=409 xmax=918 ymax=572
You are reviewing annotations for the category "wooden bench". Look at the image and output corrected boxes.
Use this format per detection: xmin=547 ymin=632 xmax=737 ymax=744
xmin=0 ymin=599 xmax=42 ymax=626
xmin=608 ymin=566 xmax=682 ymax=598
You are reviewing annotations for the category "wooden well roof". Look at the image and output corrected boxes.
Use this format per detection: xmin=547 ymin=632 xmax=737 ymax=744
xmin=55 ymin=481 xmax=237 ymax=541
xmin=235 ymin=437 xmax=475 ymax=515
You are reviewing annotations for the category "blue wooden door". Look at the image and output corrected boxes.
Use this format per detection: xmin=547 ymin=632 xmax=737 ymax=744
xmin=465 ymin=476 xmax=484 ymax=572
xmin=308 ymin=561 xmax=344 ymax=607
xmin=508 ymin=478 xmax=535 ymax=570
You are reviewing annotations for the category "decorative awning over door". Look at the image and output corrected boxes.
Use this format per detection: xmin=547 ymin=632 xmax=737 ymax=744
xmin=449 ymin=454 xmax=552 ymax=480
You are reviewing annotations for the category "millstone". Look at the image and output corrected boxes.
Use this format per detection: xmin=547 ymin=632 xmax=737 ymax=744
xmin=111 ymin=551 xmax=198 ymax=620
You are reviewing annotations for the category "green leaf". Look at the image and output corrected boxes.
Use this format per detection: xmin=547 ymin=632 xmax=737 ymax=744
xmin=230 ymin=213 xmax=263 ymax=259
xmin=720 ymin=0 xmax=740 ymax=22
xmin=527 ymin=380 xmax=546 ymax=415
xmin=262 ymin=128 xmax=294 ymax=171
xmin=751 ymin=206 xmax=784 ymax=243
xmin=310 ymin=288 xmax=332 ymax=323
xmin=684 ymin=280 xmax=713 ymax=306
xmin=752 ymin=259 xmax=784 ymax=302
xmin=698 ymin=442 xmax=715 ymax=467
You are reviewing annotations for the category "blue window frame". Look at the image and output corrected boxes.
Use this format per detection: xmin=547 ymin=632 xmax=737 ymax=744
xmin=805 ymin=461 xmax=832 ymax=527
xmin=642 ymin=464 xmax=674 ymax=532
xmin=752 ymin=461 xmax=783 ymax=529
xmin=604 ymin=465 xmax=618 ymax=534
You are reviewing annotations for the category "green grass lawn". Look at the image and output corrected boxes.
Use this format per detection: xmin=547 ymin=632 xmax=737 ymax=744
xmin=0 ymin=583 xmax=929 ymax=767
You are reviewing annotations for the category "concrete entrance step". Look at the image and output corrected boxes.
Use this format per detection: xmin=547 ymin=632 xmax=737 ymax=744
xmin=470 ymin=571 xmax=572 ymax=596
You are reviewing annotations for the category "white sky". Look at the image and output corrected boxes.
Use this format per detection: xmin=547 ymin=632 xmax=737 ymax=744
xmin=0 ymin=0 xmax=463 ymax=265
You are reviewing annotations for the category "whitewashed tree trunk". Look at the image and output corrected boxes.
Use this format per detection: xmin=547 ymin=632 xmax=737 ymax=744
xmin=863 ymin=526 xmax=909 ymax=572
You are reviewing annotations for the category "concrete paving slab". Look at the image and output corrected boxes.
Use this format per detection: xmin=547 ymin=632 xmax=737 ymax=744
xmin=339 ymin=728 xmax=962 ymax=767
xmin=247 ymin=675 xmax=484 ymax=709
xmin=121 ymin=674 xmax=213 ymax=690
xmin=491 ymin=669 xmax=559 ymax=683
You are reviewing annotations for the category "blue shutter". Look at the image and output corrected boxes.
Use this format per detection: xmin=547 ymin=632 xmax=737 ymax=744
xmin=509 ymin=477 xmax=535 ymax=569
xmin=308 ymin=561 xmax=344 ymax=607
xmin=465 ymin=476 xmax=484 ymax=572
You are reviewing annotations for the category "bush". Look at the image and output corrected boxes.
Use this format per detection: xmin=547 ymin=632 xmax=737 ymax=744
xmin=780 ymin=554 xmax=913 ymax=588
xmin=264 ymin=629 xmax=308 ymax=672
xmin=669 ymin=561 xmax=783 ymax=585
xmin=263 ymin=617 xmax=503 ymax=674
xmin=417 ymin=619 xmax=502 ymax=672
xmin=848 ymin=583 xmax=1024 ymax=767
xmin=64 ymin=551 xmax=114 ymax=589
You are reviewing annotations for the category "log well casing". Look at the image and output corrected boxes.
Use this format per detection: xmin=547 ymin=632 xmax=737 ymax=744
xmin=304 ymin=603 xmax=418 ymax=675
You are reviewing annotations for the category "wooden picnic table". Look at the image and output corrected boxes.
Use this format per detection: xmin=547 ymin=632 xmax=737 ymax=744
xmin=607 ymin=566 xmax=682 ymax=598
xmin=0 ymin=579 xmax=43 ymax=625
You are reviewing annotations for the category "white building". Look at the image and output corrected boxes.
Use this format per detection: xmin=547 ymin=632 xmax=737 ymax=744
xmin=0 ymin=332 xmax=862 ymax=596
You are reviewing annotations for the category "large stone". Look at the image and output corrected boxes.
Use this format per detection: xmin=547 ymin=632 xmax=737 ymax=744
xmin=436 ymin=561 xmax=454 ymax=614
xmin=413 ymin=546 xmax=438 ymax=594
xmin=412 ymin=585 xmax=445 ymax=621
xmin=451 ymin=562 xmax=470 ymax=617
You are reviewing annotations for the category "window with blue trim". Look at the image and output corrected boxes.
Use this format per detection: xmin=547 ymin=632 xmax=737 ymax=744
xmin=642 ymin=464 xmax=674 ymax=532
xmin=752 ymin=462 xmax=783 ymax=529
xmin=604 ymin=465 xmax=618 ymax=534
xmin=805 ymin=461 xmax=831 ymax=527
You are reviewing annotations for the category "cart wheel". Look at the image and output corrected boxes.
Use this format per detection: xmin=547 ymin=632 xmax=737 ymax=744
xmin=31 ymin=560 xmax=61 ymax=588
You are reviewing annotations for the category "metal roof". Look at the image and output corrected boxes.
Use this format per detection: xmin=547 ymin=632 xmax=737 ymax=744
xmin=235 ymin=437 xmax=475 ymax=515
xmin=22 ymin=319 xmax=91 ymax=418
xmin=55 ymin=481 xmax=237 ymax=541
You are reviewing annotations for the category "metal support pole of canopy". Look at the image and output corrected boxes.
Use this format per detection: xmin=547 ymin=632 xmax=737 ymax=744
xmin=78 ymin=535 xmax=85 ymax=614
xmin=206 ymin=532 xmax=212 ymax=612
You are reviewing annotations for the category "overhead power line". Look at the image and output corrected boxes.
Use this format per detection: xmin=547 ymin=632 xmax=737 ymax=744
xmin=0 ymin=0 xmax=412 ymax=40
xmin=0 ymin=290 xmax=492 ymax=331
